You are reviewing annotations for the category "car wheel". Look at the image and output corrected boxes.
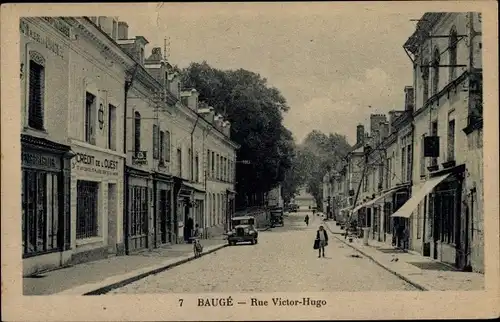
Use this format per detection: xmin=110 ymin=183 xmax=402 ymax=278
xmin=255 ymin=239 xmax=258 ymax=244
xmin=251 ymin=239 xmax=255 ymax=245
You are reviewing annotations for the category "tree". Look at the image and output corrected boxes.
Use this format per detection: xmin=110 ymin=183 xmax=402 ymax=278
xmin=180 ymin=62 xmax=295 ymax=207
xmin=297 ymin=131 xmax=352 ymax=208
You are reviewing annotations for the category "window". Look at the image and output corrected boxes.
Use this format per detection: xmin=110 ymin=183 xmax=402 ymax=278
xmin=430 ymin=121 xmax=438 ymax=167
xmin=406 ymin=144 xmax=412 ymax=182
xmin=207 ymin=150 xmax=211 ymax=179
xmin=422 ymin=59 xmax=430 ymax=103
xmin=76 ymin=180 xmax=99 ymax=239
xmin=188 ymin=149 xmax=192 ymax=180
xmin=212 ymin=194 xmax=216 ymax=226
xmin=159 ymin=130 xmax=165 ymax=163
xmin=401 ymin=146 xmax=406 ymax=182
xmin=447 ymin=119 xmax=455 ymax=161
xmin=211 ymin=151 xmax=215 ymax=178
xmin=85 ymin=92 xmax=96 ymax=144
xmin=177 ymin=148 xmax=182 ymax=177
xmin=153 ymin=124 xmax=159 ymax=159
xmin=134 ymin=112 xmax=141 ymax=152
xmin=140 ymin=48 xmax=145 ymax=64
xmin=420 ymin=134 xmax=427 ymax=176
xmin=129 ymin=186 xmax=148 ymax=236
xmin=22 ymin=171 xmax=59 ymax=256
xmin=449 ymin=26 xmax=458 ymax=81
xmin=216 ymin=154 xmax=220 ymax=180
xmin=195 ymin=153 xmax=199 ymax=182
xmin=28 ymin=52 xmax=45 ymax=130
xmin=177 ymin=82 xmax=181 ymax=98
xmin=432 ymin=47 xmax=440 ymax=95
xmin=165 ymin=131 xmax=171 ymax=162
xmin=108 ymin=104 xmax=116 ymax=151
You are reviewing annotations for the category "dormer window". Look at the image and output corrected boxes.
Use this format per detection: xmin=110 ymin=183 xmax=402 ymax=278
xmin=177 ymin=82 xmax=181 ymax=98
xmin=140 ymin=48 xmax=145 ymax=64
xmin=112 ymin=20 xmax=118 ymax=40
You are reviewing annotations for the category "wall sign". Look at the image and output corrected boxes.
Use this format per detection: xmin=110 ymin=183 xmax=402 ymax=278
xmin=72 ymin=152 xmax=120 ymax=177
xmin=20 ymin=20 xmax=65 ymax=59
xmin=22 ymin=151 xmax=61 ymax=170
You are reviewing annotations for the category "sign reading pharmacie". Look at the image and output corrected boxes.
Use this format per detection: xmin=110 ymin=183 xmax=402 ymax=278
xmin=71 ymin=148 xmax=122 ymax=177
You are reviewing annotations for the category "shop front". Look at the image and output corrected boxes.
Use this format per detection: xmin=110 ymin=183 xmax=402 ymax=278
xmin=153 ymin=172 xmax=174 ymax=246
xmin=173 ymin=178 xmax=195 ymax=244
xmin=70 ymin=143 xmax=124 ymax=264
xmin=22 ymin=135 xmax=73 ymax=276
xmin=125 ymin=166 xmax=153 ymax=253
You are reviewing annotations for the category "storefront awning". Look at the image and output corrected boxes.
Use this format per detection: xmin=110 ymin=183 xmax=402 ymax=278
xmin=351 ymin=185 xmax=408 ymax=213
xmin=226 ymin=188 xmax=237 ymax=194
xmin=391 ymin=173 xmax=451 ymax=218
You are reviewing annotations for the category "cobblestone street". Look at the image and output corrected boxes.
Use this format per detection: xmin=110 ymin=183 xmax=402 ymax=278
xmin=111 ymin=213 xmax=418 ymax=293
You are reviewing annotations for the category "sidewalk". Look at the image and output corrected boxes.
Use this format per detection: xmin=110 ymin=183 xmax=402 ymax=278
xmin=324 ymin=221 xmax=484 ymax=291
xmin=24 ymin=236 xmax=227 ymax=296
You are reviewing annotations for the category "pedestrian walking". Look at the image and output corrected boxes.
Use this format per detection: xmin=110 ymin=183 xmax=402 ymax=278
xmin=315 ymin=225 xmax=329 ymax=258
xmin=304 ymin=214 xmax=309 ymax=226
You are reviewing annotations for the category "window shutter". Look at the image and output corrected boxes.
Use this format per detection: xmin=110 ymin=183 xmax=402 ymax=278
xmin=28 ymin=61 xmax=44 ymax=129
xmin=159 ymin=130 xmax=164 ymax=162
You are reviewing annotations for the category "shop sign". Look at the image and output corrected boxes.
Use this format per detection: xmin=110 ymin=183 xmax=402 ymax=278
xmin=20 ymin=20 xmax=65 ymax=59
xmin=22 ymin=151 xmax=61 ymax=170
xmin=72 ymin=152 xmax=120 ymax=177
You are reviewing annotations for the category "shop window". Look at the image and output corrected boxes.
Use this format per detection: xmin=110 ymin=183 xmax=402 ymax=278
xmin=76 ymin=180 xmax=99 ymax=239
xmin=152 ymin=124 xmax=159 ymax=159
xmin=28 ymin=51 xmax=45 ymax=130
xmin=416 ymin=202 xmax=422 ymax=239
xmin=22 ymin=170 xmax=60 ymax=256
xmin=108 ymin=104 xmax=116 ymax=151
xmin=85 ymin=92 xmax=96 ymax=144
xmin=384 ymin=202 xmax=392 ymax=234
xmin=134 ymin=112 xmax=141 ymax=152
xmin=130 ymin=186 xmax=148 ymax=236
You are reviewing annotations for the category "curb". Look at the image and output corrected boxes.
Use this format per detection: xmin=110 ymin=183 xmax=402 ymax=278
xmin=81 ymin=244 xmax=228 ymax=295
xmin=324 ymin=223 xmax=429 ymax=292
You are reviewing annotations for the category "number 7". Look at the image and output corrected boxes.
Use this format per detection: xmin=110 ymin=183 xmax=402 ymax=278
xmin=179 ymin=299 xmax=183 ymax=307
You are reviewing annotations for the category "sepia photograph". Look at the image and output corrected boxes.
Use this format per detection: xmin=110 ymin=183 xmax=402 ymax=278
xmin=1 ymin=1 xmax=498 ymax=321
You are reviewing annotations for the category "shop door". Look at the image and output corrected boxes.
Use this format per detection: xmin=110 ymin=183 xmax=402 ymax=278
xmin=160 ymin=190 xmax=167 ymax=244
xmin=166 ymin=192 xmax=172 ymax=243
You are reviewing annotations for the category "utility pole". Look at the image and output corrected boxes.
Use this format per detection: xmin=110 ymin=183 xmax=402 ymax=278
xmin=345 ymin=151 xmax=369 ymax=238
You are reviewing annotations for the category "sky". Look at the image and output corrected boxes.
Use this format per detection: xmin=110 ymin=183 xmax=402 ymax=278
xmin=119 ymin=3 xmax=425 ymax=146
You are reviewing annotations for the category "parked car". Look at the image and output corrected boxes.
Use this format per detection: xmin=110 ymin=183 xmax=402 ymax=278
xmin=226 ymin=216 xmax=259 ymax=245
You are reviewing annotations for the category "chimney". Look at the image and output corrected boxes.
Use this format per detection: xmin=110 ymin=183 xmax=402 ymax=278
xmin=97 ymin=17 xmax=115 ymax=38
xmin=404 ymin=86 xmax=415 ymax=112
xmin=118 ymin=21 xmax=129 ymax=39
xmin=370 ymin=114 xmax=387 ymax=137
xmin=180 ymin=89 xmax=199 ymax=112
xmin=356 ymin=124 xmax=365 ymax=145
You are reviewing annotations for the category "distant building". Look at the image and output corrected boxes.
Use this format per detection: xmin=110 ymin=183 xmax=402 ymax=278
xmin=293 ymin=186 xmax=316 ymax=210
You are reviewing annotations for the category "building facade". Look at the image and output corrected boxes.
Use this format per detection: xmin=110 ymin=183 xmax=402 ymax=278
xmin=393 ymin=12 xmax=483 ymax=272
xmin=66 ymin=17 xmax=131 ymax=262
xmin=20 ymin=17 xmax=74 ymax=275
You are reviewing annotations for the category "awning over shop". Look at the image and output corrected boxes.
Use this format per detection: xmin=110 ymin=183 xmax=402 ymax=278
xmin=391 ymin=173 xmax=451 ymax=218
xmin=351 ymin=187 xmax=400 ymax=213
xmin=226 ymin=188 xmax=237 ymax=194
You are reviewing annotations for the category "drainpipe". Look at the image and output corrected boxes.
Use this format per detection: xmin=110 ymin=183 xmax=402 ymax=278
xmin=123 ymin=63 xmax=139 ymax=255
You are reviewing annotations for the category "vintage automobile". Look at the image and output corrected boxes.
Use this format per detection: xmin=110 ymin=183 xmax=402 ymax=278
xmin=270 ymin=208 xmax=284 ymax=227
xmin=226 ymin=216 xmax=259 ymax=245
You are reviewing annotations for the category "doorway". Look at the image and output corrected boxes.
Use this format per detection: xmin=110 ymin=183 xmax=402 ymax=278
xmin=159 ymin=189 xmax=167 ymax=244
xmin=107 ymin=183 xmax=117 ymax=255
